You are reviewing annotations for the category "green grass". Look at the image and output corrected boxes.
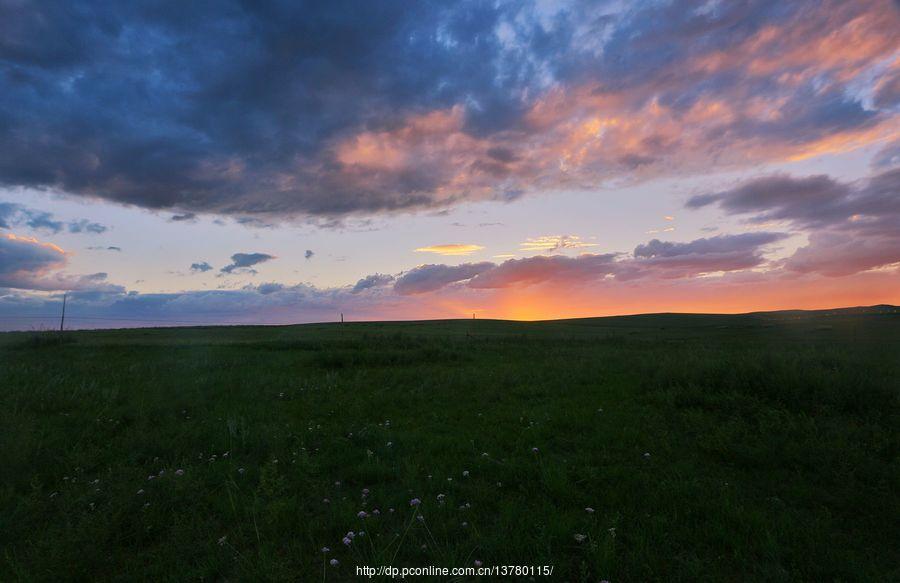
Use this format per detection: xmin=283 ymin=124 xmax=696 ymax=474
xmin=1 ymin=310 xmax=898 ymax=581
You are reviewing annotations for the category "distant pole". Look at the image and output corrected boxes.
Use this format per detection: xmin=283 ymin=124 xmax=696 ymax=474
xmin=472 ymin=312 xmax=475 ymax=320
xmin=60 ymin=292 xmax=67 ymax=332
xmin=341 ymin=312 xmax=344 ymax=324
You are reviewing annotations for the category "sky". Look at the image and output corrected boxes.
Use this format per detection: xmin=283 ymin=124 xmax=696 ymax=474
xmin=1 ymin=0 xmax=899 ymax=329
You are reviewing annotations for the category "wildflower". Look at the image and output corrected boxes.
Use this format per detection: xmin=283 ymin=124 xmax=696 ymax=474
xmin=358 ymin=531 xmax=365 ymax=537
xmin=362 ymin=488 xmax=370 ymax=496
xmin=389 ymin=508 xmax=395 ymax=513
xmin=49 ymin=492 xmax=58 ymax=498
xmin=218 ymin=536 xmax=227 ymax=546
xmin=461 ymin=521 xmax=468 ymax=527
xmin=481 ymin=452 xmax=489 ymax=457
xmin=175 ymin=469 xmax=184 ymax=476
xmin=417 ymin=515 xmax=425 ymax=522
xmin=148 ymin=475 xmax=155 ymax=481
xmin=462 ymin=470 xmax=469 ymax=477
xmin=585 ymin=507 xmax=595 ymax=514
xmin=334 ymin=481 xmax=341 ymax=487
xmin=437 ymin=493 xmax=445 ymax=502
xmin=608 ymin=527 xmax=616 ymax=538
xmin=643 ymin=452 xmax=651 ymax=458
xmin=238 ymin=468 xmax=245 ymax=474
xmin=346 ymin=531 xmax=355 ymax=539
xmin=386 ymin=441 xmax=393 ymax=447
xmin=574 ymin=534 xmax=586 ymax=543
xmin=321 ymin=547 xmax=330 ymax=553
xmin=330 ymin=559 xmax=339 ymax=566
xmin=323 ymin=498 xmax=330 ymax=504
xmin=474 ymin=560 xmax=482 ymax=567
xmin=357 ymin=511 xmax=368 ymax=519
xmin=420 ymin=544 xmax=427 ymax=550
xmin=157 ymin=470 xmax=165 ymax=477
xmin=532 ymin=447 xmax=539 ymax=453
xmin=342 ymin=537 xmax=352 ymax=546
xmin=410 ymin=498 xmax=421 ymax=506
xmin=372 ymin=508 xmax=380 ymax=515
xmin=137 ymin=489 xmax=145 ymax=495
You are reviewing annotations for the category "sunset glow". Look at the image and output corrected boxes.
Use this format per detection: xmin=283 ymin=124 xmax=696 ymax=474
xmin=1 ymin=0 xmax=898 ymax=328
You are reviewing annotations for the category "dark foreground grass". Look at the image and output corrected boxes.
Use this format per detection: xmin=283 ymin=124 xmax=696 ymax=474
xmin=1 ymin=310 xmax=898 ymax=581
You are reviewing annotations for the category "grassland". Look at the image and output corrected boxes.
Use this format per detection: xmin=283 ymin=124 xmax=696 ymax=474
xmin=1 ymin=308 xmax=898 ymax=581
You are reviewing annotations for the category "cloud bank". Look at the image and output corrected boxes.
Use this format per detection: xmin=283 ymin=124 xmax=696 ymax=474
xmin=1 ymin=0 xmax=897 ymax=219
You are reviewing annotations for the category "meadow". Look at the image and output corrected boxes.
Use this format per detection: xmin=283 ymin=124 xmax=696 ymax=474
xmin=1 ymin=308 xmax=898 ymax=582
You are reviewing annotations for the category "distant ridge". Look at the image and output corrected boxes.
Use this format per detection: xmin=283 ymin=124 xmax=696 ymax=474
xmin=748 ymin=304 xmax=899 ymax=318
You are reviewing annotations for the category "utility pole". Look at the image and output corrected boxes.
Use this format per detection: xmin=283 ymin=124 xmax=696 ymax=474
xmin=341 ymin=312 xmax=344 ymax=324
xmin=60 ymin=292 xmax=67 ymax=332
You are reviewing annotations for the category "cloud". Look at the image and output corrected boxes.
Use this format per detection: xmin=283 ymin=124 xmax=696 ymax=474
xmin=686 ymin=168 xmax=900 ymax=274
xmin=352 ymin=273 xmax=395 ymax=294
xmin=469 ymin=253 xmax=619 ymax=289
xmin=414 ymin=244 xmax=485 ymax=256
xmin=190 ymin=261 xmax=213 ymax=273
xmin=519 ymin=235 xmax=598 ymax=253
xmin=305 ymin=250 xmax=314 ymax=260
xmin=67 ymin=219 xmax=107 ymax=234
xmin=785 ymin=231 xmax=900 ymax=276
xmin=0 ymin=1 xmax=895 ymax=218
xmin=0 ymin=202 xmax=108 ymax=234
xmin=872 ymin=139 xmax=900 ymax=170
xmin=256 ymin=282 xmax=284 ymax=295
xmin=0 ymin=233 xmax=67 ymax=288
xmin=0 ymin=233 xmax=122 ymax=292
xmin=625 ymin=233 xmax=789 ymax=278
xmin=395 ymin=232 xmax=789 ymax=293
xmin=169 ymin=212 xmax=197 ymax=222
xmin=220 ymin=252 xmax=275 ymax=274
xmin=87 ymin=245 xmax=122 ymax=251
xmin=394 ymin=262 xmax=494 ymax=295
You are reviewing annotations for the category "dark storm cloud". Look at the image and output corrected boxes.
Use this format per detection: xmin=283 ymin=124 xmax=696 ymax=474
xmin=220 ymin=252 xmax=275 ymax=274
xmin=0 ymin=1 xmax=896 ymax=218
xmin=169 ymin=213 xmax=197 ymax=222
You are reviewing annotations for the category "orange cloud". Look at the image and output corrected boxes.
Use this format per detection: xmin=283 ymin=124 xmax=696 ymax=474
xmin=3 ymin=233 xmax=67 ymax=255
xmin=415 ymin=244 xmax=485 ymax=256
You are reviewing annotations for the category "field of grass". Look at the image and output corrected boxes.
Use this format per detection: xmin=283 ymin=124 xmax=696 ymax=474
xmin=1 ymin=308 xmax=898 ymax=581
